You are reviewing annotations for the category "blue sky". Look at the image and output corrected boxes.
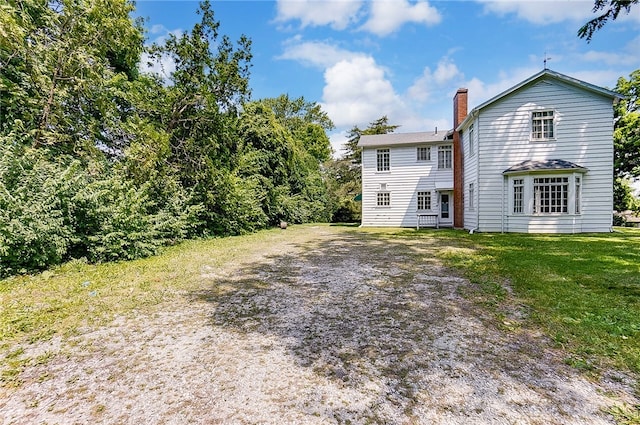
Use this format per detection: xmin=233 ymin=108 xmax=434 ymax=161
xmin=135 ymin=0 xmax=640 ymax=156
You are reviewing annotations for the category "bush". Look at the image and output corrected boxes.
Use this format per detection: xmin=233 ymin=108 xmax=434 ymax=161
xmin=331 ymin=198 xmax=361 ymax=223
xmin=613 ymin=214 xmax=627 ymax=227
xmin=0 ymin=143 xmax=197 ymax=276
xmin=0 ymin=146 xmax=80 ymax=276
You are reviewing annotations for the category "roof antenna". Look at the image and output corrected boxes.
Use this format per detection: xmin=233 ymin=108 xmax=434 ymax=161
xmin=544 ymin=52 xmax=551 ymax=70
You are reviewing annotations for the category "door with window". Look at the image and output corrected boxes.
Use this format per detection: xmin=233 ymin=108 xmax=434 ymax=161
xmin=439 ymin=192 xmax=453 ymax=226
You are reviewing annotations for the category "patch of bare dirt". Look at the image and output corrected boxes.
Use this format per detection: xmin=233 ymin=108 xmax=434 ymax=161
xmin=0 ymin=226 xmax=636 ymax=424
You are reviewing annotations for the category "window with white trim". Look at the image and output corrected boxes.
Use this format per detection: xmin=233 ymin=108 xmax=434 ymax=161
xmin=377 ymin=149 xmax=390 ymax=171
xmin=469 ymin=124 xmax=475 ymax=156
xmin=438 ymin=145 xmax=452 ymax=169
xmin=534 ymin=177 xmax=568 ymax=214
xmin=417 ymin=191 xmax=431 ymax=210
xmin=468 ymin=183 xmax=475 ymax=210
xmin=417 ymin=146 xmax=430 ymax=161
xmin=531 ymin=110 xmax=554 ymax=140
xmin=513 ymin=179 xmax=524 ymax=214
xmin=377 ymin=192 xmax=390 ymax=207
xmin=575 ymin=176 xmax=581 ymax=214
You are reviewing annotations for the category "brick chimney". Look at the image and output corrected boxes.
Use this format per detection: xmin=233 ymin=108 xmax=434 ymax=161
xmin=453 ymin=89 xmax=468 ymax=229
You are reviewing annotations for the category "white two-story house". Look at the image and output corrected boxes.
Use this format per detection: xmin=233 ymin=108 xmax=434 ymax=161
xmin=358 ymin=69 xmax=622 ymax=233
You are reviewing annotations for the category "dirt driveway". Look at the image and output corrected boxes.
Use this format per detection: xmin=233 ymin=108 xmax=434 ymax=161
xmin=0 ymin=226 xmax=634 ymax=424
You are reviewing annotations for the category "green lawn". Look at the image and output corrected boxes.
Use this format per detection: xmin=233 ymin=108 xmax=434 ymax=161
xmin=430 ymin=228 xmax=640 ymax=377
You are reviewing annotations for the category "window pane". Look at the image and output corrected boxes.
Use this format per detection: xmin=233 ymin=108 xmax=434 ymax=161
xmin=377 ymin=192 xmax=390 ymax=206
xmin=532 ymin=111 xmax=554 ymax=140
xmin=575 ymin=177 xmax=581 ymax=214
xmin=417 ymin=147 xmax=430 ymax=161
xmin=417 ymin=191 xmax=431 ymax=210
xmin=533 ymin=177 xmax=568 ymax=213
xmin=377 ymin=149 xmax=389 ymax=171
xmin=438 ymin=146 xmax=452 ymax=169
xmin=513 ymin=179 xmax=524 ymax=213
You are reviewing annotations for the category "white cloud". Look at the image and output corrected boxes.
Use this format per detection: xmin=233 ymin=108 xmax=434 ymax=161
xmin=278 ymin=39 xmax=365 ymax=68
xmin=578 ymin=34 xmax=640 ymax=67
xmin=570 ymin=69 xmax=625 ymax=90
xmin=320 ymin=56 xmax=404 ymax=127
xmin=139 ymin=26 xmax=183 ymax=80
xmin=463 ymin=67 xmax=540 ymax=108
xmin=408 ymin=58 xmax=464 ymax=102
xmin=275 ymin=0 xmax=363 ymax=30
xmin=478 ymin=0 xmax=594 ymax=24
xmin=140 ymin=51 xmax=176 ymax=80
xmin=360 ymin=0 xmax=442 ymax=36
xmin=329 ymin=130 xmax=351 ymax=157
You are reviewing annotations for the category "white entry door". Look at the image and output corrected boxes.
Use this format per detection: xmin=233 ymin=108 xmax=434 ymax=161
xmin=439 ymin=192 xmax=453 ymax=226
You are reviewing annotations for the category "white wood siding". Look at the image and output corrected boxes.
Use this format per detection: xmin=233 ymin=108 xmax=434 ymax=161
xmin=361 ymin=144 xmax=453 ymax=227
xmin=462 ymin=119 xmax=479 ymax=230
xmin=474 ymin=80 xmax=613 ymax=233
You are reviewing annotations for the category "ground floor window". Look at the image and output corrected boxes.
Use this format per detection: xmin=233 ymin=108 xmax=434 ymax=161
xmin=513 ymin=179 xmax=524 ymax=213
xmin=534 ymin=177 xmax=568 ymax=214
xmin=417 ymin=191 xmax=431 ymax=210
xmin=377 ymin=192 xmax=390 ymax=207
xmin=575 ymin=176 xmax=581 ymax=214
xmin=508 ymin=174 xmax=582 ymax=215
xmin=468 ymin=183 xmax=475 ymax=210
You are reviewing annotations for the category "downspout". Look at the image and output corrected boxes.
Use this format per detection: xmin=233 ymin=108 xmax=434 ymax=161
xmin=476 ymin=115 xmax=481 ymax=232
xmin=501 ymin=174 xmax=505 ymax=233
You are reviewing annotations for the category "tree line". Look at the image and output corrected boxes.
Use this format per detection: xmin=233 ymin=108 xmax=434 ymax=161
xmin=0 ymin=0 xmax=367 ymax=276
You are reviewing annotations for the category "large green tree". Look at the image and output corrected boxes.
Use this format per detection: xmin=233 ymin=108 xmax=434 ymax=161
xmin=142 ymin=0 xmax=253 ymax=235
xmin=238 ymin=99 xmax=332 ymax=224
xmin=260 ymin=94 xmax=334 ymax=162
xmin=612 ymin=70 xmax=640 ymax=212
xmin=0 ymin=0 xmax=143 ymax=153
xmin=614 ymin=70 xmax=640 ymax=179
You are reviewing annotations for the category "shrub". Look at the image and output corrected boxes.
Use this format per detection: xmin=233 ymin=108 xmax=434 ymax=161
xmin=0 ymin=146 xmax=79 ymax=276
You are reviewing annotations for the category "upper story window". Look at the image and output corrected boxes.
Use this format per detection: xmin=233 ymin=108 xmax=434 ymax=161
xmin=531 ymin=110 xmax=554 ymax=140
xmin=377 ymin=148 xmax=390 ymax=171
xmin=438 ymin=145 xmax=452 ymax=169
xmin=417 ymin=146 xmax=430 ymax=161
xmin=468 ymin=124 xmax=475 ymax=156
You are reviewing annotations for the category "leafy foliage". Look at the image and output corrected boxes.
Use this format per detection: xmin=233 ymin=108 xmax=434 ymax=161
xmin=0 ymin=0 xmax=336 ymax=276
xmin=614 ymin=70 xmax=640 ymax=178
xmin=578 ymin=0 xmax=638 ymax=42
xmin=612 ymin=70 xmax=640 ymax=212
xmin=0 ymin=145 xmax=76 ymax=275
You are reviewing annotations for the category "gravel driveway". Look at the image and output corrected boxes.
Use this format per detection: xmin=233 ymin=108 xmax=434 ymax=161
xmin=0 ymin=226 xmax=634 ymax=424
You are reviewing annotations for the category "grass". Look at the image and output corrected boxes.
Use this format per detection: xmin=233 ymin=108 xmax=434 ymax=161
xmin=428 ymin=228 xmax=640 ymax=379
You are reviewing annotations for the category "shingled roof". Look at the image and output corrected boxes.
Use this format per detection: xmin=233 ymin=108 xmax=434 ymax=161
xmin=503 ymin=159 xmax=588 ymax=174
xmin=358 ymin=130 xmax=452 ymax=147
